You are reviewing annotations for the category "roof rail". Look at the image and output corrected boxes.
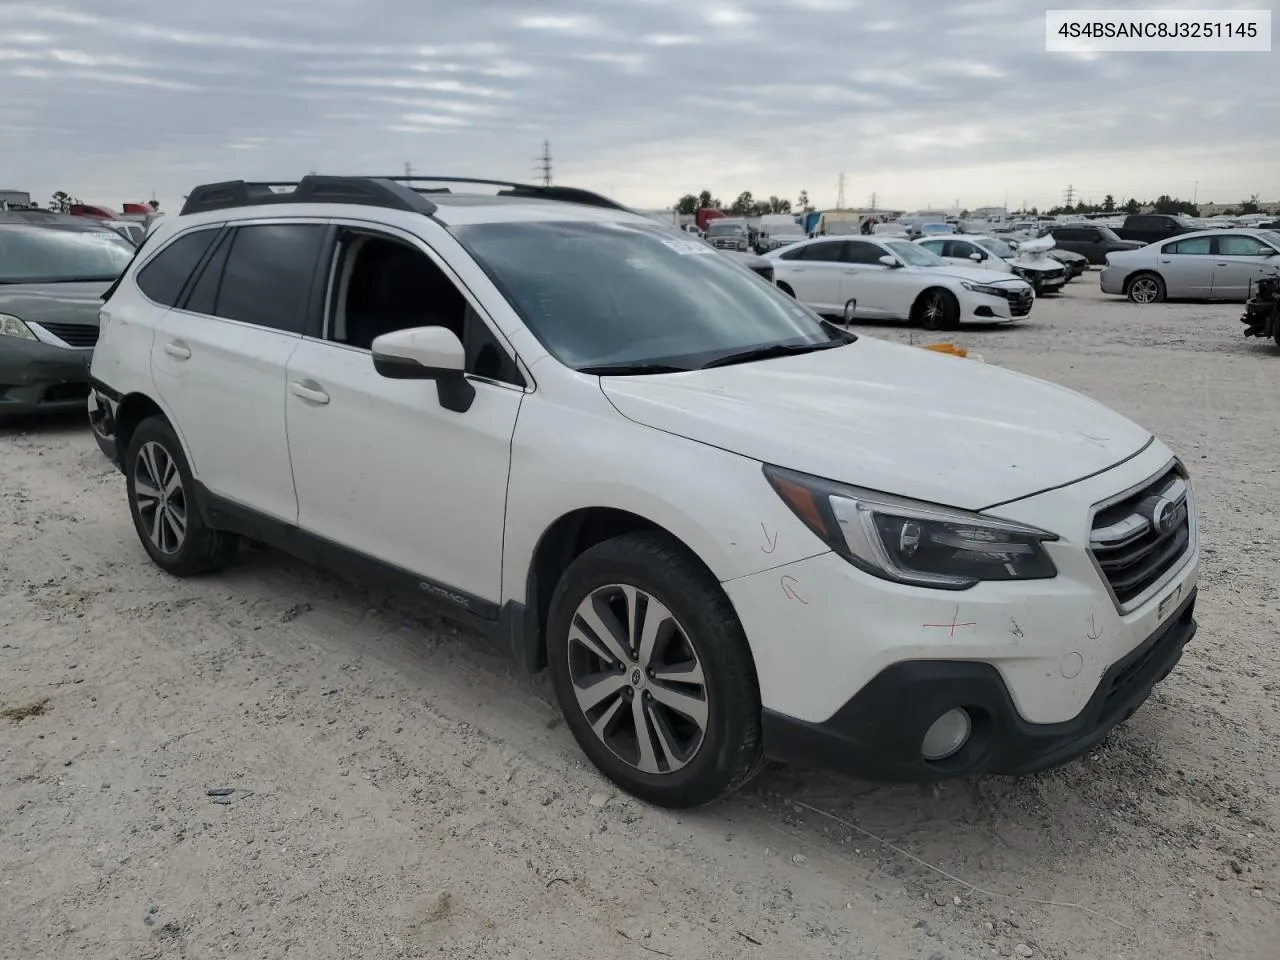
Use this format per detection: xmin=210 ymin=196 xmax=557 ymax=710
xmin=179 ymin=176 xmax=438 ymax=216
xmin=368 ymin=176 xmax=631 ymax=212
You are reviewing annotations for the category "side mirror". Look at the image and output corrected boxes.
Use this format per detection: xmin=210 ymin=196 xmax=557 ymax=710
xmin=878 ymin=254 xmax=901 ymax=268
xmin=969 ymin=252 xmax=984 ymax=261
xmin=371 ymin=326 xmax=475 ymax=413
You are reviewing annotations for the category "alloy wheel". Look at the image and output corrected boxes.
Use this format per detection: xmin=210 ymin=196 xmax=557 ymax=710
xmin=566 ymin=584 xmax=709 ymax=775
xmin=923 ymin=293 xmax=945 ymax=327
xmin=133 ymin=441 xmax=187 ymax=555
xmin=1130 ymin=277 xmax=1160 ymax=303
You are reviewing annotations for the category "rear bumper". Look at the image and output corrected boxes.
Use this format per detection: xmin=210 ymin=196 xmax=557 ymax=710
xmin=87 ymin=379 xmax=122 ymax=466
xmin=762 ymin=588 xmax=1197 ymax=781
xmin=0 ymin=339 xmax=94 ymax=416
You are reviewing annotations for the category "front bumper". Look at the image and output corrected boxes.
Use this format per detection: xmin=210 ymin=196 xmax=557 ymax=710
xmin=0 ymin=337 xmax=94 ymax=416
xmin=762 ymin=588 xmax=1196 ymax=781
xmin=723 ymin=440 xmax=1199 ymax=780
xmin=965 ymin=287 xmax=1033 ymax=322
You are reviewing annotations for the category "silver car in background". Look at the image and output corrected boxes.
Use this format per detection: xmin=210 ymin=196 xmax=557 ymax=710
xmin=1100 ymin=228 xmax=1280 ymax=304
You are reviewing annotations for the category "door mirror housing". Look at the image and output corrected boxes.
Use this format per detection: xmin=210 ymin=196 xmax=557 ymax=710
xmin=878 ymin=254 xmax=901 ymax=268
xmin=969 ymin=251 xmax=984 ymax=261
xmin=371 ymin=326 xmax=475 ymax=413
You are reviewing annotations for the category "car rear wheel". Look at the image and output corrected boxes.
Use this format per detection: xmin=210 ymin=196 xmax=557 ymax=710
xmin=1126 ymin=272 xmax=1166 ymax=304
xmin=125 ymin=416 xmax=238 ymax=577
xmin=915 ymin=288 xmax=960 ymax=331
xmin=546 ymin=532 xmax=764 ymax=808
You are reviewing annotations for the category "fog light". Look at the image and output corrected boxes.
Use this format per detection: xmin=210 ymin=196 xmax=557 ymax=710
xmin=921 ymin=708 xmax=971 ymax=761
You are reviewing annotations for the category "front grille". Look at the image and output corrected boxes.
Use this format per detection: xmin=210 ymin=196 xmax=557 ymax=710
xmin=1089 ymin=463 xmax=1192 ymax=609
xmin=1008 ymin=292 xmax=1033 ymax=316
xmin=39 ymin=322 xmax=99 ymax=347
xmin=710 ymin=238 xmax=742 ymax=250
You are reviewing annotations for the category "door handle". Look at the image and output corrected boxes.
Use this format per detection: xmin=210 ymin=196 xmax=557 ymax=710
xmin=289 ymin=381 xmax=330 ymax=405
xmin=163 ymin=341 xmax=191 ymax=360
xmin=843 ymin=269 xmax=858 ymax=274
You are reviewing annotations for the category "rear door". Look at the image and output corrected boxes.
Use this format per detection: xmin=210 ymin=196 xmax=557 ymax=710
xmin=150 ymin=220 xmax=327 ymax=521
xmin=1211 ymin=233 xmax=1280 ymax=299
xmin=778 ymin=240 xmax=846 ymax=311
xmin=1157 ymin=234 xmax=1214 ymax=297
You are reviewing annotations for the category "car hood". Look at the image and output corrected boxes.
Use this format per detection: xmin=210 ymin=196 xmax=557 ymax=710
xmin=600 ymin=337 xmax=1151 ymax=511
xmin=907 ymin=264 xmax=1028 ymax=286
xmin=0 ymin=281 xmax=110 ymax=326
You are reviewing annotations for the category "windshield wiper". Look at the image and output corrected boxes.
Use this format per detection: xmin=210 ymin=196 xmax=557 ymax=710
xmin=699 ymin=340 xmax=845 ymax=370
xmin=578 ymin=362 xmax=692 ymax=376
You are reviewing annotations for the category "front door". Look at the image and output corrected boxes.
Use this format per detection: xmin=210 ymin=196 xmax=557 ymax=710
xmin=1211 ymin=233 xmax=1280 ymax=300
xmin=839 ymin=239 xmax=901 ymax=317
xmin=283 ymin=222 xmax=526 ymax=607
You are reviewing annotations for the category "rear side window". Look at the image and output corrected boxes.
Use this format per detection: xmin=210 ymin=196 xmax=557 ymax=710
xmin=136 ymin=229 xmax=219 ymax=306
xmin=797 ymin=241 xmax=843 ymax=262
xmin=214 ymin=223 xmax=325 ymax=333
xmin=1165 ymin=236 xmax=1212 ymax=255
xmin=182 ymin=231 xmax=232 ymax=315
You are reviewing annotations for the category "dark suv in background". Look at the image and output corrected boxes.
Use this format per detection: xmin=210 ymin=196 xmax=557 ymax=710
xmin=1037 ymin=223 xmax=1145 ymax=264
xmin=0 ymin=210 xmax=135 ymax=419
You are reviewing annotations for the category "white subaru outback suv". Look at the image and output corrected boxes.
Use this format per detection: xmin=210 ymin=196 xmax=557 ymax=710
xmin=87 ymin=175 xmax=1199 ymax=808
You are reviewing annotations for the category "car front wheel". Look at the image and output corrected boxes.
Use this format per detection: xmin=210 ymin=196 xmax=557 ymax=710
xmin=546 ymin=532 xmax=764 ymax=808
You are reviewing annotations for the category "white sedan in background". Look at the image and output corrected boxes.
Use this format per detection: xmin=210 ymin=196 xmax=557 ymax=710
xmin=915 ymin=234 xmax=1068 ymax=296
xmin=765 ymin=235 xmax=1035 ymax=330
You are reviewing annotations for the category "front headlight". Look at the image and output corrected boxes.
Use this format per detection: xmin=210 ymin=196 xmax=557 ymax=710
xmin=0 ymin=314 xmax=37 ymax=340
xmin=764 ymin=465 xmax=1058 ymax=588
xmin=960 ymin=281 xmax=1006 ymax=297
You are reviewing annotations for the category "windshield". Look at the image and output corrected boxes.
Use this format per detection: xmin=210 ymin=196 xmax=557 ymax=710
xmin=0 ymin=225 xmax=135 ymax=283
xmin=976 ymin=237 xmax=1016 ymax=258
xmin=1095 ymin=225 xmax=1121 ymax=242
xmin=706 ymin=222 xmax=745 ymax=236
xmin=884 ymin=241 xmax=945 ymax=266
xmin=454 ymin=220 xmax=848 ymax=371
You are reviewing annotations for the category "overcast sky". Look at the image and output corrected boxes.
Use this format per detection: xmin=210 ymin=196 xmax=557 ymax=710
xmin=2 ymin=0 xmax=1276 ymax=214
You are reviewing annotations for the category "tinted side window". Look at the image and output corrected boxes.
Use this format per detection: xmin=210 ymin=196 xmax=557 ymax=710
xmin=215 ymin=224 xmax=325 ymax=333
xmin=778 ymin=245 xmax=808 ymax=261
xmin=842 ymin=240 xmax=885 ymax=264
xmin=182 ymin=231 xmax=231 ymax=315
xmin=136 ymin=229 xmax=219 ymax=306
xmin=799 ymin=241 xmax=843 ymax=262
xmin=1166 ymin=236 xmax=1212 ymax=255
xmin=1127 ymin=217 xmax=1156 ymax=229
xmin=1217 ymin=234 xmax=1272 ymax=256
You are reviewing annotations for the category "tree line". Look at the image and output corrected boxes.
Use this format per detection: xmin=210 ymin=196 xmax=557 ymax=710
xmin=675 ymin=189 xmax=812 ymax=217
xmin=677 ymin=188 xmax=1266 ymax=220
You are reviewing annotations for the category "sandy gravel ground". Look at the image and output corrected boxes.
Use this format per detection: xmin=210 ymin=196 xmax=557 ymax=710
xmin=2 ymin=278 xmax=1277 ymax=960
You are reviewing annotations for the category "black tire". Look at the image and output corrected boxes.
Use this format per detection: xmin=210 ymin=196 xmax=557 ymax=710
xmin=546 ymin=531 xmax=764 ymax=808
xmin=124 ymin=416 xmax=238 ymax=577
xmin=1125 ymin=272 xmax=1166 ymax=304
xmin=915 ymin=288 xmax=960 ymax=331
xmin=776 ymin=281 xmax=796 ymax=298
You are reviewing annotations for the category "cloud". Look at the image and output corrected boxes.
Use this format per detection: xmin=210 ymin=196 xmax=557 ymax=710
xmin=0 ymin=0 xmax=1275 ymax=214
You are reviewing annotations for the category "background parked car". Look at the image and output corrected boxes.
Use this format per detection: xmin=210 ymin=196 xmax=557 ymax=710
xmin=1037 ymin=222 xmax=1145 ymax=264
xmin=0 ymin=210 xmax=135 ymax=418
xmin=916 ymin=234 xmax=1067 ymax=295
xmin=766 ymin=235 xmax=1034 ymax=329
xmin=1100 ymin=228 xmax=1280 ymax=304
xmin=1113 ymin=213 xmax=1203 ymax=245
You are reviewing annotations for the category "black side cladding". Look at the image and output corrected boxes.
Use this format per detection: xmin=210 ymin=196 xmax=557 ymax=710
xmin=179 ymin=177 xmax=439 ymax=217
